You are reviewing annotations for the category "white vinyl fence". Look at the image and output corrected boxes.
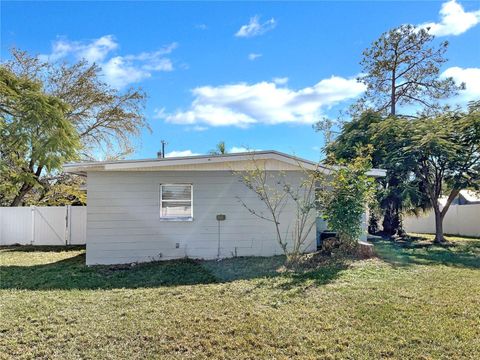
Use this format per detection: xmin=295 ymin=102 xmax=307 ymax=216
xmin=404 ymin=204 xmax=480 ymax=238
xmin=0 ymin=206 xmax=86 ymax=245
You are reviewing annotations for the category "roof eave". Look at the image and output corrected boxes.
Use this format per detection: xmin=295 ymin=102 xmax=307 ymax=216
xmin=62 ymin=150 xmax=386 ymax=177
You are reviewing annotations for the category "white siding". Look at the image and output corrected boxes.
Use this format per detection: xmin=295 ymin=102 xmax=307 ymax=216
xmin=86 ymin=171 xmax=317 ymax=265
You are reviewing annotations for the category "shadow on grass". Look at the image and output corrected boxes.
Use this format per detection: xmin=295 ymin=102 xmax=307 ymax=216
xmin=0 ymin=247 xmax=347 ymax=291
xmin=372 ymin=236 xmax=480 ymax=269
xmin=277 ymin=261 xmax=349 ymax=290
xmin=0 ymin=245 xmax=85 ymax=253
xmin=0 ymin=252 xmax=219 ymax=290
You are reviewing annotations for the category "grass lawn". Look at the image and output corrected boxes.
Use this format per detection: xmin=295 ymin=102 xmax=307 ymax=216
xmin=1 ymin=234 xmax=479 ymax=359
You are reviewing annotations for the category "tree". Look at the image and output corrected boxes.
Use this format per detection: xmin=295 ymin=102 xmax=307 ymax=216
xmin=0 ymin=67 xmax=81 ymax=206
xmin=5 ymin=49 xmax=148 ymax=159
xmin=319 ymin=150 xmax=376 ymax=251
xmin=236 ymin=157 xmax=320 ymax=263
xmin=378 ymin=102 xmax=480 ymax=243
xmin=2 ymin=48 xmax=148 ymax=205
xmin=209 ymin=141 xmax=227 ymax=155
xmin=24 ymin=173 xmax=86 ymax=206
xmin=355 ymin=24 xmax=461 ymax=116
xmin=326 ymin=111 xmax=430 ymax=235
xmin=324 ymin=24 xmax=461 ymax=234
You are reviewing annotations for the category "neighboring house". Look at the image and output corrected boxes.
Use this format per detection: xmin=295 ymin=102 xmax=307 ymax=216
xmin=64 ymin=151 xmax=386 ymax=265
xmin=439 ymin=190 xmax=480 ymax=207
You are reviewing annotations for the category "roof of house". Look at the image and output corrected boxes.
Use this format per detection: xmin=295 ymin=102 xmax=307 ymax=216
xmin=64 ymin=150 xmax=387 ymax=177
xmin=459 ymin=190 xmax=480 ymax=203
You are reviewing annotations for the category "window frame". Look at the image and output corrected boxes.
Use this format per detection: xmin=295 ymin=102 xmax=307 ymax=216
xmin=159 ymin=183 xmax=193 ymax=221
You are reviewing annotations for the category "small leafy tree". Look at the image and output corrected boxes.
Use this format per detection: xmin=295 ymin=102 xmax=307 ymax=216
xmin=380 ymin=102 xmax=480 ymax=243
xmin=236 ymin=157 xmax=320 ymax=262
xmin=319 ymin=150 xmax=376 ymax=251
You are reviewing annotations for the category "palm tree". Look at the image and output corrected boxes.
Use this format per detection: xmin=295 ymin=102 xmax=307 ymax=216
xmin=209 ymin=141 xmax=227 ymax=155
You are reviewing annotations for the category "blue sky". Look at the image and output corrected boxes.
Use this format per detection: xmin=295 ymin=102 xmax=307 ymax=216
xmin=2 ymin=1 xmax=479 ymax=161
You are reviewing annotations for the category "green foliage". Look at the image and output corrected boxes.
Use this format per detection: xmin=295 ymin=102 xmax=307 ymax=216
xmin=354 ymin=24 xmax=461 ymax=116
xmin=2 ymin=48 xmax=149 ymax=205
xmin=0 ymin=67 xmax=81 ymax=206
xmin=318 ymin=23 xmax=462 ymax=235
xmin=5 ymin=49 xmax=148 ymax=159
xmin=25 ymin=173 xmax=87 ymax=206
xmin=209 ymin=141 xmax=227 ymax=155
xmin=326 ymin=111 xmax=431 ymax=235
xmin=376 ymin=101 xmax=480 ymax=242
xmin=320 ymin=150 xmax=376 ymax=249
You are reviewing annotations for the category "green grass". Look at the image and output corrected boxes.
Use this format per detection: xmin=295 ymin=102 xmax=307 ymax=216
xmin=1 ymin=235 xmax=479 ymax=359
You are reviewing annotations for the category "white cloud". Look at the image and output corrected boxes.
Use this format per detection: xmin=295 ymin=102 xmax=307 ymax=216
xmin=273 ymin=77 xmax=289 ymax=85
xmin=40 ymin=36 xmax=177 ymax=89
xmin=164 ymin=76 xmax=366 ymax=128
xmin=102 ymin=57 xmax=150 ymax=89
xmin=419 ymin=0 xmax=480 ymax=36
xmin=230 ymin=146 xmax=262 ymax=153
xmin=248 ymin=53 xmax=262 ymax=61
xmin=164 ymin=150 xmax=201 ymax=158
xmin=441 ymin=66 xmax=480 ymax=103
xmin=40 ymin=35 xmax=118 ymax=63
xmin=79 ymin=35 xmax=119 ymax=63
xmin=235 ymin=16 xmax=276 ymax=38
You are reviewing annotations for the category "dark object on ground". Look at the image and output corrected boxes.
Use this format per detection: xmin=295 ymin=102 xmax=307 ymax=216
xmin=357 ymin=241 xmax=375 ymax=258
xmin=318 ymin=231 xmax=337 ymax=249
xmin=321 ymin=236 xmax=341 ymax=255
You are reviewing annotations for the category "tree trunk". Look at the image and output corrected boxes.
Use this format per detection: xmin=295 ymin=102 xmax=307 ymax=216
xmin=10 ymin=183 xmax=32 ymax=206
xmin=433 ymin=188 xmax=460 ymax=244
xmin=382 ymin=199 xmax=402 ymax=236
xmin=382 ymin=205 xmax=396 ymax=235
xmin=433 ymin=208 xmax=445 ymax=244
xmin=10 ymin=166 xmax=43 ymax=207
xmin=390 ymin=71 xmax=396 ymax=116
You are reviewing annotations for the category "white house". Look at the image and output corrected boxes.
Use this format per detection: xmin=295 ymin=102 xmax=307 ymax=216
xmin=64 ymin=151 xmax=386 ymax=265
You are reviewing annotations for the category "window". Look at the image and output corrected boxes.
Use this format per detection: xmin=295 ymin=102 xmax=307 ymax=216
xmin=160 ymin=184 xmax=193 ymax=220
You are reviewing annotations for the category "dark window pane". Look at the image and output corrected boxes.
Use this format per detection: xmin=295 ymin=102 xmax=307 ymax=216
xmin=161 ymin=185 xmax=191 ymax=201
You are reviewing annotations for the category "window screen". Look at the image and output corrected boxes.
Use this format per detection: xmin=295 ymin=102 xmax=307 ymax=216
xmin=160 ymin=184 xmax=193 ymax=219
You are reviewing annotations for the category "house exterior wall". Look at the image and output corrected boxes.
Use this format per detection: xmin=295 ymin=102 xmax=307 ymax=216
xmin=86 ymin=170 xmax=317 ymax=265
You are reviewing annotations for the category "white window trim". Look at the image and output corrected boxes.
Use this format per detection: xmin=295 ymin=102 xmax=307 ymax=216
xmin=159 ymin=183 xmax=193 ymax=221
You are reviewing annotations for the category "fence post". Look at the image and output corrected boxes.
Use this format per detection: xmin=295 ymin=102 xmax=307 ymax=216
xmin=30 ymin=205 xmax=35 ymax=245
xmin=0 ymin=208 xmax=3 ymax=245
xmin=65 ymin=205 xmax=72 ymax=245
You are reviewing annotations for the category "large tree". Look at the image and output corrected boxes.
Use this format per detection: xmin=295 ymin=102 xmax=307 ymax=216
xmin=5 ymin=49 xmax=148 ymax=158
xmin=2 ymin=48 xmax=149 ymax=205
xmin=326 ymin=24 xmax=462 ymax=235
xmin=326 ymin=111 xmax=429 ymax=235
xmin=0 ymin=67 xmax=80 ymax=206
xmin=354 ymin=24 xmax=461 ymax=117
xmin=377 ymin=101 xmax=480 ymax=243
